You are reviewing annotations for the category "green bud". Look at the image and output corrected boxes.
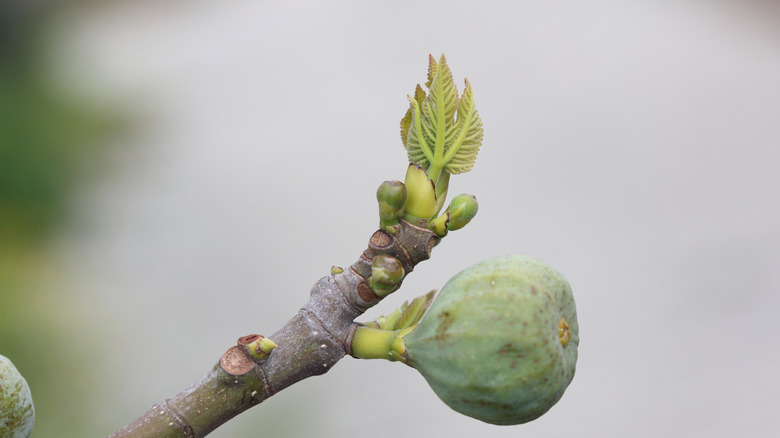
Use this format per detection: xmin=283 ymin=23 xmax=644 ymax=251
xmin=245 ymin=336 xmax=277 ymax=361
xmin=430 ymin=193 xmax=478 ymax=236
xmin=368 ymin=255 xmax=405 ymax=297
xmin=400 ymin=255 xmax=578 ymax=425
xmin=446 ymin=194 xmax=478 ymax=231
xmin=402 ymin=164 xmax=438 ymax=221
xmin=377 ymin=180 xmax=407 ymax=234
xmin=0 ymin=355 xmax=35 ymax=438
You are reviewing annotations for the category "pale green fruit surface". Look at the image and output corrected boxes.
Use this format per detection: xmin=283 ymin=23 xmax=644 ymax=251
xmin=403 ymin=255 xmax=579 ymax=425
xmin=0 ymin=355 xmax=35 ymax=438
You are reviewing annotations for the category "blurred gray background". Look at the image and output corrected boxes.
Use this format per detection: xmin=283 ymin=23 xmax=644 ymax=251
xmin=2 ymin=0 xmax=779 ymax=436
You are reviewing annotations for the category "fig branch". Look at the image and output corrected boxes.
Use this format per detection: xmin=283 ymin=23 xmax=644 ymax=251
xmin=110 ymin=220 xmax=447 ymax=438
xmin=109 ymin=54 xmax=483 ymax=438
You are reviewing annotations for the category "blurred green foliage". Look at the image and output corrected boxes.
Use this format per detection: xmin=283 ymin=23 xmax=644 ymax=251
xmin=1 ymin=3 xmax=121 ymax=246
xmin=1 ymin=2 xmax=126 ymax=436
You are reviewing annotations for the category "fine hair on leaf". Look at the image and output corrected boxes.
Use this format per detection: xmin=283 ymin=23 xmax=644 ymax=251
xmin=401 ymin=54 xmax=484 ymax=185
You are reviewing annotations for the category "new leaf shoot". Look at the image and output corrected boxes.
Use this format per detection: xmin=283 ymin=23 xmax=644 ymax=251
xmin=401 ymin=55 xmax=484 ymax=188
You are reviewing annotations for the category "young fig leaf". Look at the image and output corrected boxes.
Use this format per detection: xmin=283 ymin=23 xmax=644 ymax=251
xmin=401 ymin=84 xmax=426 ymax=150
xmin=402 ymin=55 xmax=484 ymax=184
xmin=443 ymin=78 xmax=483 ymax=175
xmin=395 ymin=290 xmax=436 ymax=330
xmin=360 ymin=291 xmax=434 ymax=332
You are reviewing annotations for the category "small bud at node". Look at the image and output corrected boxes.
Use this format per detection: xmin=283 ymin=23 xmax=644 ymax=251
xmin=368 ymin=255 xmax=405 ymax=297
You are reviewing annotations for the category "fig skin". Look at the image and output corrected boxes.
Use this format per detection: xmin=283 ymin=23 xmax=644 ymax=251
xmin=0 ymin=355 xmax=35 ymax=438
xmin=402 ymin=255 xmax=578 ymax=425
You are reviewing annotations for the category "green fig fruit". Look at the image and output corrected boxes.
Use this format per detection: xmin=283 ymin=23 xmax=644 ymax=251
xmin=0 ymin=355 xmax=35 ymax=438
xmin=402 ymin=255 xmax=578 ymax=425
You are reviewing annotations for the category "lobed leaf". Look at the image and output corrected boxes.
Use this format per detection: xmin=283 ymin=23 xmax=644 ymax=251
xmin=401 ymin=55 xmax=483 ymax=181
xmin=443 ymin=78 xmax=483 ymax=174
xmin=400 ymin=84 xmax=426 ymax=150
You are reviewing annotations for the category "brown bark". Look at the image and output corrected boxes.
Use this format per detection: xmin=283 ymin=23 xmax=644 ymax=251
xmin=109 ymin=220 xmax=438 ymax=438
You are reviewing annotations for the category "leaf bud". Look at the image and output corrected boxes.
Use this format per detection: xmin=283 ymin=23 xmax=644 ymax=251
xmin=368 ymin=255 xmax=405 ymax=297
xmin=377 ymin=180 xmax=407 ymax=234
xmin=446 ymin=194 xmax=478 ymax=231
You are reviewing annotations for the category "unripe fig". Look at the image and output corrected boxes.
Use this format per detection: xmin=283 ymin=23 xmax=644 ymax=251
xmin=402 ymin=255 xmax=578 ymax=425
xmin=0 ymin=355 xmax=35 ymax=438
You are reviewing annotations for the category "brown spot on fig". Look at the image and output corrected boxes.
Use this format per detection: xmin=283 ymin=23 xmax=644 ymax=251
xmin=434 ymin=311 xmax=454 ymax=340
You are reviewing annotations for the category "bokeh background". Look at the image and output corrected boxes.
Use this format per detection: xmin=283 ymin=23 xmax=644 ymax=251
xmin=2 ymin=1 xmax=779 ymax=437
